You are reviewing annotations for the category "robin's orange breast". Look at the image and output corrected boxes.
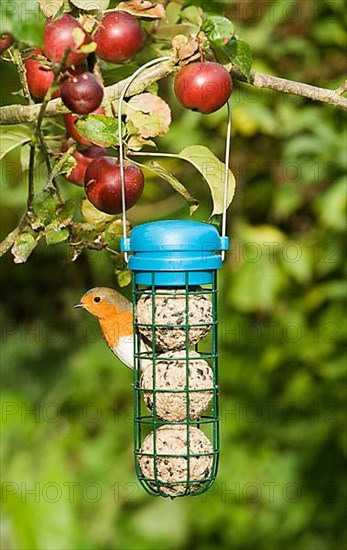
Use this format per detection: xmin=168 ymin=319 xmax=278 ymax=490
xmin=99 ymin=311 xmax=133 ymax=350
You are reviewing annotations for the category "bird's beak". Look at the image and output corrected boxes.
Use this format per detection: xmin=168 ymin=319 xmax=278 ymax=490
xmin=73 ymin=303 xmax=84 ymax=309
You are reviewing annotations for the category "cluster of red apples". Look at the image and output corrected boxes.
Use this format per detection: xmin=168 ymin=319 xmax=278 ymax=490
xmin=1 ymin=11 xmax=233 ymax=216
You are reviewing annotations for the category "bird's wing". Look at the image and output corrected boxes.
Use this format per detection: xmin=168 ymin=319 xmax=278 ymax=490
xmin=115 ymin=334 xmax=152 ymax=370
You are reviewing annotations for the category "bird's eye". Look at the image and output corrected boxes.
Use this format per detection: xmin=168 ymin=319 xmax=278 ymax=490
xmin=94 ymin=296 xmax=101 ymax=303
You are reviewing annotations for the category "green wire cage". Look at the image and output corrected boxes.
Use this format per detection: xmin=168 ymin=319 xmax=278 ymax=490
xmin=118 ymin=58 xmax=231 ymax=498
xmin=121 ymin=221 xmax=229 ymax=497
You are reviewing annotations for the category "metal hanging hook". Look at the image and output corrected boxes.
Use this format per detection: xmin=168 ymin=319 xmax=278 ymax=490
xmin=118 ymin=56 xmax=172 ymax=263
xmin=118 ymin=60 xmax=232 ymax=264
xmin=221 ymin=100 xmax=232 ymax=262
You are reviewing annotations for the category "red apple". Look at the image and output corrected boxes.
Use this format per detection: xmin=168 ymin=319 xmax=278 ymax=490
xmin=0 ymin=33 xmax=13 ymax=55
xmin=84 ymin=156 xmax=144 ymax=214
xmin=24 ymin=49 xmax=60 ymax=100
xmin=44 ymin=14 xmax=91 ymax=68
xmin=174 ymin=62 xmax=232 ymax=114
xmin=94 ymin=11 xmax=143 ymax=63
xmin=65 ymin=146 xmax=107 ymax=186
xmin=60 ymin=72 xmax=104 ymax=114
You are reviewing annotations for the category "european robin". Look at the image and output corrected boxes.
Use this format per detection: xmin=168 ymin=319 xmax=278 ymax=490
xmin=75 ymin=287 xmax=137 ymax=369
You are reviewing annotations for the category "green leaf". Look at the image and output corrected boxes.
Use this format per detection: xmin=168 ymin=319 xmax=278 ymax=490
xmin=181 ymin=6 xmax=203 ymax=27
xmin=104 ymin=219 xmax=124 ymax=248
xmin=76 ymin=115 xmax=123 ymax=147
xmin=0 ymin=125 xmax=32 ymax=161
xmin=33 ymin=191 xmax=60 ymax=225
xmin=45 ymin=228 xmax=69 ymax=245
xmin=229 ymin=257 xmax=286 ymax=313
xmin=178 ymin=145 xmax=236 ymax=216
xmin=11 ymin=233 xmax=38 ymax=264
xmin=316 ymin=177 xmax=347 ymax=231
xmin=166 ymin=2 xmax=181 ymax=24
xmin=222 ymin=37 xmax=253 ymax=80
xmin=57 ymin=199 xmax=76 ymax=226
xmin=280 ymin=242 xmax=313 ymax=285
xmin=69 ymin=0 xmax=110 ymax=10
xmin=79 ymin=41 xmax=97 ymax=54
xmin=155 ymin=23 xmax=198 ymax=39
xmin=116 ymin=269 xmax=132 ymax=287
xmin=0 ymin=1 xmax=45 ymax=43
xmin=148 ymin=161 xmax=199 ymax=215
xmin=202 ymin=15 xmax=234 ymax=47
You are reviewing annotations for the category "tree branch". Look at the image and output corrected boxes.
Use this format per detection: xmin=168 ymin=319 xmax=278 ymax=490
xmin=248 ymin=71 xmax=347 ymax=110
xmin=0 ymin=60 xmax=346 ymax=125
xmin=0 ymin=58 xmax=176 ymax=124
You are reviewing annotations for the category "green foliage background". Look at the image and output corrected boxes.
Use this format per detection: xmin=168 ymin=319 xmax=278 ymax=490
xmin=1 ymin=1 xmax=346 ymax=549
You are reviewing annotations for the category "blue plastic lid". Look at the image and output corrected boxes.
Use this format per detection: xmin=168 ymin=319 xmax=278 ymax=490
xmin=121 ymin=221 xmax=229 ymax=286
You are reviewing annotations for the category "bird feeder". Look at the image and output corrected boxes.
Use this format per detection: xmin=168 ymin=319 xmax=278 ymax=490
xmin=118 ymin=58 xmax=231 ymax=498
xmin=121 ymin=221 xmax=228 ymax=497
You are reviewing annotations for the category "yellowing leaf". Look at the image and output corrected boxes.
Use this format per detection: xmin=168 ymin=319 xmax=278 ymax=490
xmin=116 ymin=269 xmax=132 ymax=287
xmin=11 ymin=233 xmax=38 ymax=264
xmin=118 ymin=1 xmax=165 ymax=19
xmin=81 ymin=199 xmax=115 ymax=224
xmin=0 ymin=125 xmax=32 ymax=161
xmin=70 ymin=0 xmax=110 ymax=10
xmin=79 ymin=41 xmax=97 ymax=54
xmin=72 ymin=27 xmax=86 ymax=48
xmin=39 ymin=0 xmax=64 ymax=18
xmin=179 ymin=145 xmax=236 ymax=216
xmin=125 ymin=93 xmax=171 ymax=140
xmin=128 ymin=135 xmax=156 ymax=151
xmin=172 ymin=34 xmax=201 ymax=63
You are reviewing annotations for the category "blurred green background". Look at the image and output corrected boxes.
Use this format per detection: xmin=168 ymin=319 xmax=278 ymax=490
xmin=1 ymin=1 xmax=346 ymax=549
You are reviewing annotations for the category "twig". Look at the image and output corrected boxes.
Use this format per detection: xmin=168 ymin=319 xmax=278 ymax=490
xmin=28 ymin=144 xmax=36 ymax=209
xmin=1 ymin=59 xmax=346 ymax=125
xmin=9 ymin=47 xmax=37 ymax=210
xmin=1 ymin=143 xmax=76 ymax=257
xmin=44 ymin=144 xmax=76 ymax=194
xmin=37 ymin=132 xmax=53 ymax=174
xmin=10 ymin=48 xmax=34 ymax=105
xmin=335 ymin=80 xmax=347 ymax=95
xmin=32 ymin=48 xmax=70 ymax=194
xmin=10 ymin=46 xmax=37 ymax=210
